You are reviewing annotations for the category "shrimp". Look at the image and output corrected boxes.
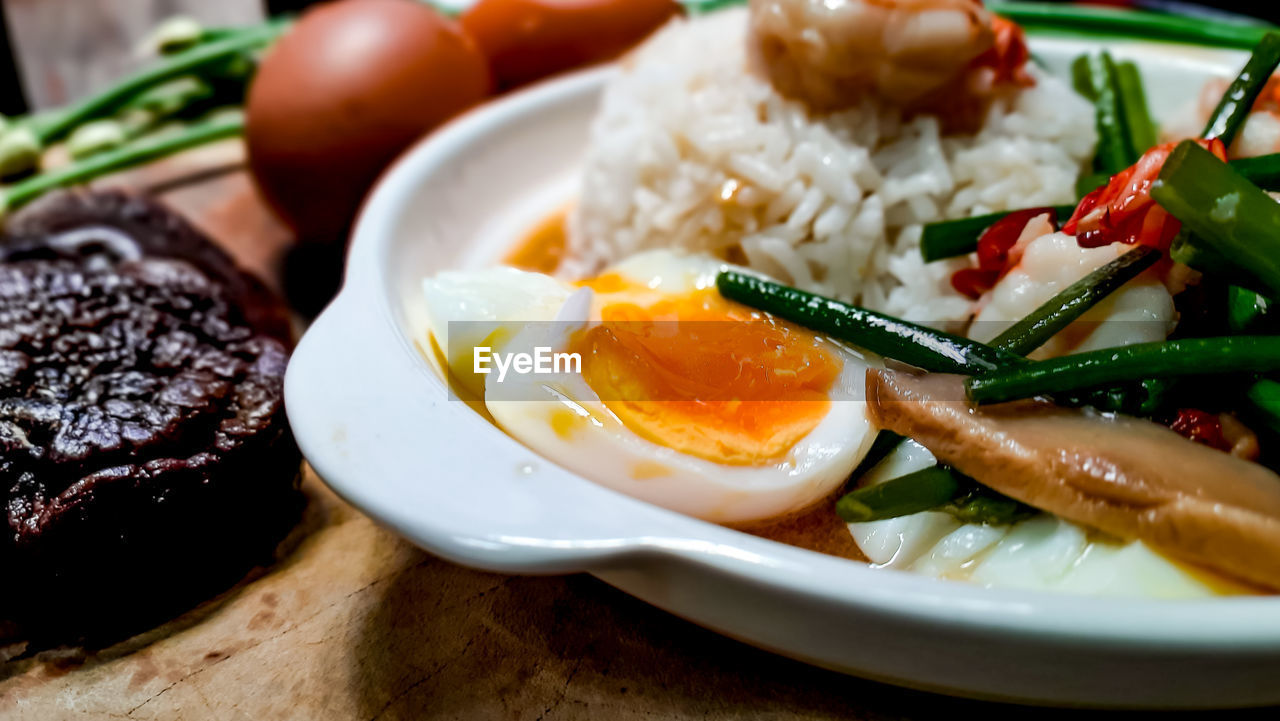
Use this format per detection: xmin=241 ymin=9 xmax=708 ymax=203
xmin=1192 ymin=75 xmax=1280 ymax=158
xmin=748 ymin=0 xmax=1030 ymax=115
xmin=969 ymin=230 xmax=1177 ymax=359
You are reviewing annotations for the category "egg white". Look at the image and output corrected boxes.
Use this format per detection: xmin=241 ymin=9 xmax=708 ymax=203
xmin=422 ymin=266 xmax=573 ymax=397
xmin=424 ymin=251 xmax=880 ymax=524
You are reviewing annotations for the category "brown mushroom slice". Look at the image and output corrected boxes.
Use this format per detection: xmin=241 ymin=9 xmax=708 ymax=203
xmin=865 ymin=370 xmax=1280 ymax=592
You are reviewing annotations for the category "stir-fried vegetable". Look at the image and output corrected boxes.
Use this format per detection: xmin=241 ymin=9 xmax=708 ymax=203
xmin=1073 ymin=51 xmax=1139 ymax=176
xmin=852 ymin=20 xmax=1280 ymax=532
xmin=965 ymin=337 xmax=1280 ymax=405
xmin=920 ymin=204 xmax=1075 ymax=262
xmin=988 ymin=2 xmax=1277 ymax=50
xmin=1203 ymin=32 xmax=1280 ymax=145
xmin=1231 ymin=153 xmax=1280 ymax=190
xmin=1246 ymin=379 xmax=1280 ymax=435
xmin=946 ymin=487 xmax=1039 ymax=526
xmin=715 ymin=272 xmax=1020 ymax=374
xmin=988 ymin=246 xmax=1161 ymax=354
xmin=847 ymin=247 xmax=1161 ymax=525
xmin=836 ymin=467 xmax=960 ymax=523
xmin=1228 ymin=287 xmax=1274 ymax=333
xmin=1151 ymin=140 xmax=1280 ymax=298
xmin=724 ymin=247 xmax=1164 ymax=527
xmin=716 ymin=271 xmax=1035 ymax=525
xmin=839 ymin=463 xmax=1037 ymax=526
xmin=1115 ymin=60 xmax=1158 ymax=155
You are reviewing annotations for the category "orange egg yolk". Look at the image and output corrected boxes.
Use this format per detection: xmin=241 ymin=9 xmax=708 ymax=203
xmin=569 ymin=288 xmax=842 ymax=465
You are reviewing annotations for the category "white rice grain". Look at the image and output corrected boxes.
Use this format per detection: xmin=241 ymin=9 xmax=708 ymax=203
xmin=568 ymin=9 xmax=1095 ymax=327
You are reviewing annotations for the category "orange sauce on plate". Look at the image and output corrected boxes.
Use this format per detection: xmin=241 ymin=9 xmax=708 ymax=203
xmin=504 ymin=209 xmax=568 ymax=274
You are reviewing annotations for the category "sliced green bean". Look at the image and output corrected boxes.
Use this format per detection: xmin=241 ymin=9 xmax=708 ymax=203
xmin=1073 ymin=52 xmax=1137 ymax=175
xmin=715 ymin=271 xmax=1022 ymax=374
xmin=966 ymin=337 xmax=1280 ymax=405
xmin=1115 ymin=60 xmax=1158 ymax=154
xmin=836 ymin=467 xmax=961 ymax=523
xmin=988 ymin=2 xmax=1277 ymax=50
xmin=1152 ymin=140 xmax=1280 ymax=298
xmin=988 ymin=246 xmax=1161 ymax=355
xmin=838 ymin=249 xmax=1156 ymax=525
xmin=1077 ymin=171 xmax=1113 ymax=199
xmin=920 ymin=205 xmax=1076 ymax=262
xmin=1168 ymin=232 xmax=1268 ymax=295
xmin=1203 ymin=33 xmax=1280 ymax=146
xmin=847 ymin=430 xmax=905 ymax=485
xmin=1231 ymin=153 xmax=1280 ymax=191
xmin=946 ymin=490 xmax=1037 ymax=527
xmin=1228 ymin=286 xmax=1273 ymax=333
xmin=1246 ymin=379 xmax=1280 ymax=435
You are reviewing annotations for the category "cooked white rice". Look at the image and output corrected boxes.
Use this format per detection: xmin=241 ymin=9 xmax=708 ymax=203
xmin=567 ymin=8 xmax=1097 ymax=327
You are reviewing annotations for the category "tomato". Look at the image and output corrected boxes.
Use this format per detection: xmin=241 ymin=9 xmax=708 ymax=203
xmin=461 ymin=0 xmax=681 ymax=90
xmin=246 ymin=0 xmax=491 ymax=240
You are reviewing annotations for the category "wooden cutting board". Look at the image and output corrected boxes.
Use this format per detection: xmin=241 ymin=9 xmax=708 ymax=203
xmin=0 ymin=143 xmax=1153 ymax=720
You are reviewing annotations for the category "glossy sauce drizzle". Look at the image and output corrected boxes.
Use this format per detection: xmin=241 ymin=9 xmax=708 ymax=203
xmin=505 ymin=209 xmax=568 ymax=274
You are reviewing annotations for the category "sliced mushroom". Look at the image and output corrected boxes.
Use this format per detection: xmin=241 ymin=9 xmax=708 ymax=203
xmin=866 ymin=370 xmax=1280 ymax=591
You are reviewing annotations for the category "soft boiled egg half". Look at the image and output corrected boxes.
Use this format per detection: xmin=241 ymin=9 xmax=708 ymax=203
xmin=422 ymin=250 xmax=879 ymax=524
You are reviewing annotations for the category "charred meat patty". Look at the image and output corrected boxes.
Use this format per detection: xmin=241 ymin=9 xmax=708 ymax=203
xmin=0 ymin=193 xmax=301 ymax=635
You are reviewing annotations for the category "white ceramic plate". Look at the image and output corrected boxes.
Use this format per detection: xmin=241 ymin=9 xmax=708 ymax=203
xmin=286 ymin=37 xmax=1280 ymax=709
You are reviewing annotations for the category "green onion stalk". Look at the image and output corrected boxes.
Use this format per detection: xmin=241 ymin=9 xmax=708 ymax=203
xmin=0 ymin=113 xmax=244 ymax=219
xmin=0 ymin=17 xmax=289 ymax=217
xmin=28 ymin=23 xmax=283 ymax=146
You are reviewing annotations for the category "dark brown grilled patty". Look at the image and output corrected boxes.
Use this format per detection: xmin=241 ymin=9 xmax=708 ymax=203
xmin=0 ymin=193 xmax=302 ymax=637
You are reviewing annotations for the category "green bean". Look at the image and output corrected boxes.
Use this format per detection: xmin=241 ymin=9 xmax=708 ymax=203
xmin=847 ymin=430 xmax=905 ymax=485
xmin=946 ymin=490 xmax=1037 ymax=527
xmin=988 ymin=246 xmax=1160 ymax=356
xmin=920 ymin=205 xmax=1076 ymax=262
xmin=966 ymin=337 xmax=1280 ymax=405
xmin=1203 ymin=33 xmax=1280 ymax=146
xmin=1168 ymin=232 xmax=1269 ymax=294
xmin=836 ymin=467 xmax=961 ymax=523
xmin=1246 ymin=379 xmax=1280 ymax=435
xmin=1076 ymin=171 xmax=1111 ymax=199
xmin=1057 ymin=377 xmax=1173 ymax=417
xmin=1073 ymin=52 xmax=1137 ymax=175
xmin=988 ymin=2 xmax=1277 ymax=50
xmin=1151 ymin=140 xmax=1280 ymax=298
xmin=715 ymin=271 xmax=1022 ymax=374
xmin=1231 ymin=153 xmax=1280 ymax=191
xmin=1115 ymin=60 xmax=1158 ymax=154
xmin=1228 ymin=286 xmax=1273 ymax=333
xmin=681 ymin=2 xmax=1277 ymax=50
xmin=837 ymin=249 xmax=1156 ymax=525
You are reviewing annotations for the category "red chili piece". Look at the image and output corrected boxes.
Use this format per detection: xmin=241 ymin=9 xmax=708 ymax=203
xmin=950 ymin=206 xmax=1057 ymax=299
xmin=1064 ymin=138 xmax=1228 ymax=251
xmin=1169 ymin=408 xmax=1232 ymax=453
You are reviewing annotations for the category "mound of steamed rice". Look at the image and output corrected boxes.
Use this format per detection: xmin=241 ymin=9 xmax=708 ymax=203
xmin=568 ymin=8 xmax=1097 ymax=327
